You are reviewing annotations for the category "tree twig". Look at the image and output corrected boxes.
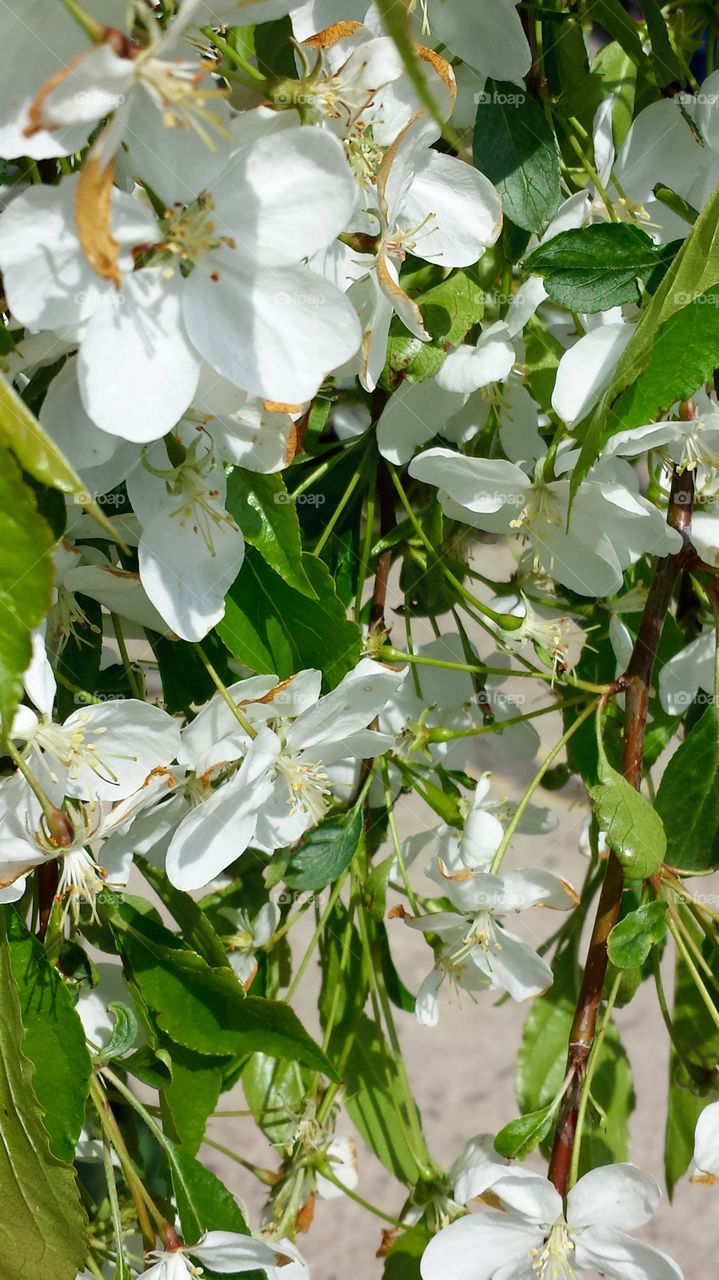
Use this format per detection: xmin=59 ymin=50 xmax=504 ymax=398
xmin=547 ymin=469 xmax=694 ymax=1195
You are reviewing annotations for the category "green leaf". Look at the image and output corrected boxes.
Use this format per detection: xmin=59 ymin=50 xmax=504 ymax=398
xmin=574 ymin=182 xmax=719 ymax=492
xmin=495 ymin=1100 xmax=558 ymax=1160
xmin=590 ymin=42 xmax=636 ymax=147
xmin=654 ymin=704 xmax=719 ymax=873
xmin=382 ymin=1224 xmax=432 ymax=1280
xmin=417 ymin=269 xmax=484 ymax=345
xmin=607 ymin=902 xmax=668 ymax=969
xmin=640 ymin=0 xmax=683 ymax=86
xmin=7 ymin=912 xmax=91 ymax=1165
xmin=525 ymin=224 xmax=667 ymax=313
xmin=225 ymin=470 xmax=316 ymax=599
xmin=344 ymin=1013 xmax=423 ymax=1185
xmin=586 ymin=0 xmax=645 ymax=63
xmin=473 ymin=80 xmax=561 ymax=233
xmin=607 ymin=288 xmax=719 ymax=435
xmin=0 ymin=371 xmax=119 ymax=538
xmin=284 ymin=801 xmax=363 ymax=891
xmin=0 ymin=910 xmax=87 ymax=1280
xmin=590 ymin=766 xmax=667 ymax=880
xmin=218 ymin=549 xmax=362 ymax=690
xmin=137 ymin=856 xmax=231 ymax=969
xmin=381 ymin=330 xmax=446 ymax=387
xmin=95 ymin=1002 xmax=139 ymax=1063
xmin=0 ymin=450 xmax=55 ymax=727
xmin=168 ymin=1143 xmax=265 ymax=1279
xmin=242 ymin=1053 xmax=305 ymax=1150
xmin=160 ymin=1044 xmax=223 ymax=1155
xmin=113 ymin=909 xmax=336 ymax=1077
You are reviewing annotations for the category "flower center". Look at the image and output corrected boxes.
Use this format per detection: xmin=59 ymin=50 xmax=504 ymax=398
xmin=510 ymin=481 xmax=563 ymax=533
xmin=276 ymin=754 xmax=331 ymax=824
xmin=157 ymin=193 xmax=236 ymax=268
xmin=138 ymin=54 xmax=229 ymax=149
xmin=385 ymin=210 xmax=438 ymax=261
xmin=57 ymin=847 xmax=107 ymax=922
xmin=32 ymin=714 xmax=136 ymax=790
xmin=530 ymin=1220 xmax=576 ymax=1280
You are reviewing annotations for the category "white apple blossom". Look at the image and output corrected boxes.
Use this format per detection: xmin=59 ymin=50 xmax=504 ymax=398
xmin=421 ymin=1164 xmax=683 ymax=1280
xmin=0 ymin=127 xmax=361 ymax=436
xmin=690 ymin=1101 xmax=719 ymax=1184
xmin=352 ymin=111 xmax=502 ymax=389
xmin=227 ymin=900 xmax=281 ymax=987
xmin=407 ymin=858 xmax=576 ymax=1018
xmin=166 ymin=659 xmax=405 ymax=889
xmin=10 ymin=697 xmax=180 ymax=805
xmin=139 ymin=1233 xmax=308 ymax=1280
xmin=408 ymin=446 xmax=682 ymax=598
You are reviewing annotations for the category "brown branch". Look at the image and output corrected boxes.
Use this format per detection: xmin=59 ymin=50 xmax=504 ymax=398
xmin=547 ymin=468 xmax=694 ymax=1195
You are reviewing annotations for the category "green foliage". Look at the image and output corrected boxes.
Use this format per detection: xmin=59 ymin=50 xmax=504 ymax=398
xmin=7 ymin=912 xmax=91 ymax=1164
xmin=284 ymin=800 xmax=363 ymax=891
xmin=0 ymin=450 xmax=55 ymax=727
xmin=0 ymin=910 xmax=87 ymax=1280
xmin=607 ymin=902 xmax=668 ymax=968
xmin=655 ymin=704 xmax=719 ymax=873
xmin=225 ymin=470 xmax=317 ymax=599
xmin=473 ymin=80 xmax=561 ymax=233
xmin=525 ymin=224 xmax=674 ymax=312
xmin=219 ymin=549 xmax=362 ymax=689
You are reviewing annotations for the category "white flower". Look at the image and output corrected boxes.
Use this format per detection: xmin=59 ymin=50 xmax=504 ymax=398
xmin=10 ymin=698 xmax=180 ymax=805
xmin=690 ymin=1101 xmax=719 ymax=1184
xmin=166 ymin=659 xmax=406 ymax=889
xmin=407 ymin=860 xmax=576 ymax=1014
xmin=449 ymin=1135 xmax=509 ymax=1207
xmin=552 ymin=319 xmax=634 ymax=426
xmin=126 ymin=432 xmax=245 ymax=642
xmin=658 ymin=628 xmax=716 ymax=716
xmin=17 ymin=1 xmax=232 ymax=204
xmin=0 ymin=127 xmax=361 ymax=437
xmin=416 ymin=0 xmax=531 ymax=84
xmin=227 ymin=901 xmax=280 ymax=988
xmin=316 ymin=1135 xmax=359 ymax=1199
xmin=421 ymin=1164 xmax=683 ymax=1280
xmin=606 ymin=392 xmax=719 ymax=493
xmin=408 ymin=447 xmax=682 ymax=598
xmin=140 ymin=1232 xmax=308 ymax=1280
xmin=354 ymin=111 xmax=502 ymax=389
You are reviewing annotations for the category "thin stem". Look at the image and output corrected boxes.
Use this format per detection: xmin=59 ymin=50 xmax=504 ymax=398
xmin=378 ymin=645 xmax=612 ymax=694
xmin=547 ymin=470 xmax=694 ymax=1195
xmin=427 ymin=694 xmax=587 ymax=743
xmin=193 ymin=645 xmax=257 ymax=739
xmin=111 ymin=614 xmax=144 ymax=701
xmin=101 ymin=1132 xmax=128 ymax=1276
xmin=314 ymin=444 xmax=371 ymax=556
xmin=315 ymin=1165 xmax=404 ymax=1226
xmin=204 ymin=1138 xmax=278 ymax=1186
xmin=284 ymin=873 xmax=348 ymax=1001
xmin=666 ymin=914 xmax=719 ymax=1036
xmin=89 ymin=1076 xmax=155 ymax=1251
xmin=386 ymin=465 xmax=523 ymax=632
xmin=490 ymin=698 xmax=600 ymax=874
xmin=201 ymin=26 xmax=267 ymax=81
xmin=381 ymin=756 xmax=418 ymax=912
